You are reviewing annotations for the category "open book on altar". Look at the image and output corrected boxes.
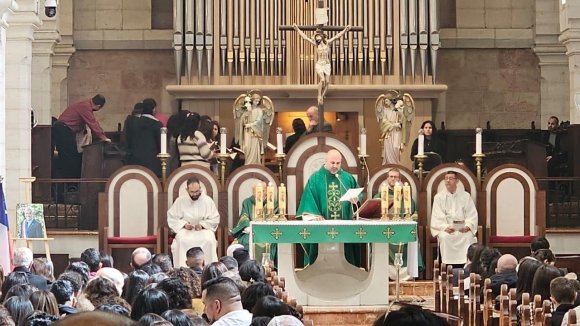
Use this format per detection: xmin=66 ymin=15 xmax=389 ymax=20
xmin=354 ymin=198 xmax=382 ymax=220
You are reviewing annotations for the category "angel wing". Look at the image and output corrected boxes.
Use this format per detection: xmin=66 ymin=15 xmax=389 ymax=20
xmin=260 ymin=95 xmax=275 ymax=149
xmin=402 ymin=93 xmax=415 ymax=144
xmin=233 ymin=93 xmax=248 ymax=144
xmin=374 ymin=94 xmax=387 ymax=122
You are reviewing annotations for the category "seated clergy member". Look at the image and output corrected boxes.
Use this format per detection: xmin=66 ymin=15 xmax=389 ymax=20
xmin=430 ymin=170 xmax=478 ymax=265
xmin=168 ymin=177 xmax=220 ymax=268
xmin=230 ymin=181 xmax=278 ymax=262
xmin=296 ymin=149 xmax=361 ymax=267
xmin=373 ymin=168 xmax=424 ymax=279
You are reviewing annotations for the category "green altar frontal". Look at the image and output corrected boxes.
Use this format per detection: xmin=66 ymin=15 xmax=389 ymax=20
xmin=250 ymin=220 xmax=417 ymax=244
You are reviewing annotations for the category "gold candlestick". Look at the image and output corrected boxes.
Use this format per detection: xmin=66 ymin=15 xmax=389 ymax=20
xmin=157 ymin=153 xmax=170 ymax=184
xmin=274 ymin=153 xmax=286 ymax=181
xmin=414 ymin=154 xmax=427 ymax=185
xmin=472 ymin=153 xmax=486 ymax=184
xmin=216 ymin=153 xmax=230 ymax=186
xmin=358 ymin=154 xmax=369 ymax=184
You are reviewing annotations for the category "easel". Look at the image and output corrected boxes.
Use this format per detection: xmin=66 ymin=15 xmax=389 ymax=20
xmin=11 ymin=177 xmax=53 ymax=261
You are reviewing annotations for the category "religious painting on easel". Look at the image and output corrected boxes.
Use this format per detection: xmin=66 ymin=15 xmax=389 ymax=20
xmin=16 ymin=203 xmax=46 ymax=239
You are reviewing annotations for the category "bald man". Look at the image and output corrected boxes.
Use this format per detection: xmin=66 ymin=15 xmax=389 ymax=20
xmin=304 ymin=106 xmax=333 ymax=135
xmin=490 ymin=254 xmax=518 ymax=296
xmin=296 ymin=149 xmax=362 ymax=266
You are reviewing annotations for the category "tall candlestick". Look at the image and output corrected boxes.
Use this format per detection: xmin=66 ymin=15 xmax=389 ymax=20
xmin=160 ymin=127 xmax=168 ymax=154
xmin=393 ymin=182 xmax=402 ymax=216
xmin=255 ymin=183 xmax=263 ymax=218
xmin=403 ymin=182 xmax=412 ymax=215
xmin=220 ymin=127 xmax=227 ymax=155
xmin=380 ymin=183 xmax=389 ymax=216
xmin=418 ymin=129 xmax=424 ymax=155
xmin=475 ymin=128 xmax=482 ymax=155
xmin=360 ymin=128 xmax=367 ymax=156
xmin=276 ymin=127 xmax=283 ymax=155
xmin=266 ymin=182 xmax=275 ymax=213
xmin=278 ymin=183 xmax=286 ymax=215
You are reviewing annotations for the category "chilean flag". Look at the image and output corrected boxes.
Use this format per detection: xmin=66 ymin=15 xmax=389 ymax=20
xmin=0 ymin=183 xmax=12 ymax=275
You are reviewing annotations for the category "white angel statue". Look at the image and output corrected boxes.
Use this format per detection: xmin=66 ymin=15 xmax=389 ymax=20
xmin=375 ymin=90 xmax=415 ymax=165
xmin=233 ymin=90 xmax=275 ymax=165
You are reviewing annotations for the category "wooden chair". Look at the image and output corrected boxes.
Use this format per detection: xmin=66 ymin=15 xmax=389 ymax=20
xmin=98 ymin=166 xmax=162 ymax=260
xmin=498 ymin=284 xmax=509 ymax=326
xmin=541 ymin=300 xmax=552 ymax=326
xmin=569 ymin=308 xmax=577 ymax=326
xmin=482 ymin=278 xmax=494 ymax=326
xmin=521 ymin=293 xmax=531 ymax=326
xmin=471 ymin=274 xmax=482 ymax=326
xmin=508 ymin=288 xmax=518 ymax=326
xmin=433 ymin=260 xmax=441 ymax=312
xmin=457 ymin=269 xmax=468 ymax=324
xmin=533 ymin=295 xmax=543 ymax=326
xmin=440 ymin=263 xmax=448 ymax=314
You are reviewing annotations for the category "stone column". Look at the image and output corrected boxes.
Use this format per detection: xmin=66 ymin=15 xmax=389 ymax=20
xmin=51 ymin=0 xmax=74 ymax=116
xmin=5 ymin=0 xmax=41 ymax=222
xmin=0 ymin=0 xmax=16 ymax=183
xmin=560 ymin=1 xmax=580 ymax=124
xmin=534 ymin=0 xmax=569 ymax=126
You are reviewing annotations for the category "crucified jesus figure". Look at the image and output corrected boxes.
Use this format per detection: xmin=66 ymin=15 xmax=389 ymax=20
xmin=292 ymin=24 xmax=351 ymax=105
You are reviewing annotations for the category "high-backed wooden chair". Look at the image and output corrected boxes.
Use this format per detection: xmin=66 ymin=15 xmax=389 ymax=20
xmin=98 ymin=166 xmax=162 ymax=258
xmin=163 ymin=165 xmax=224 ymax=257
xmin=483 ymin=164 xmax=546 ymax=252
xmin=422 ymin=164 xmax=483 ymax=279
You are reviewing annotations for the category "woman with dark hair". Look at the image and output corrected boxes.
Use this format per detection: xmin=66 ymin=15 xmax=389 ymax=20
xmin=30 ymin=290 xmax=59 ymax=316
xmin=161 ymin=309 xmax=194 ymax=326
xmin=130 ymin=288 xmax=170 ymax=321
xmin=479 ymin=247 xmax=501 ymax=280
xmin=373 ymin=303 xmax=450 ymax=326
xmin=3 ymin=296 xmax=34 ymax=325
xmin=122 ymin=270 xmax=150 ymax=306
xmin=126 ymin=101 xmax=163 ymax=177
xmin=1 ymin=272 xmax=30 ymax=302
xmin=410 ymin=120 xmax=445 ymax=171
xmin=516 ymin=259 xmax=543 ymax=303
xmin=178 ymin=113 xmax=214 ymax=169
xmin=166 ymin=110 xmax=191 ymax=174
xmin=83 ymin=277 xmax=128 ymax=309
xmin=241 ymin=282 xmax=275 ymax=312
xmin=201 ymin=262 xmax=229 ymax=284
xmin=99 ymin=251 xmax=114 ymax=268
xmin=96 ymin=303 xmax=131 ymax=317
xmin=65 ymin=261 xmax=91 ymax=287
xmin=137 ymin=313 xmax=166 ymax=326
xmin=168 ymin=267 xmax=202 ymax=299
xmin=238 ymin=260 xmax=266 ymax=285
xmin=209 ymin=120 xmax=221 ymax=175
xmin=284 ymin=118 xmax=307 ymax=154
xmin=2 ymin=284 xmax=38 ymax=303
xmin=156 ymin=277 xmax=192 ymax=309
xmin=464 ymin=243 xmax=485 ymax=275
xmin=252 ymin=295 xmax=301 ymax=320
xmin=533 ymin=248 xmax=556 ymax=265
xmin=531 ymin=264 xmax=563 ymax=301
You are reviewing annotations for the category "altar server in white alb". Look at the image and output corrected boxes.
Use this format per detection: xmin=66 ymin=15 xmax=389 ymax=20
xmin=430 ymin=170 xmax=478 ymax=265
xmin=168 ymin=177 xmax=220 ymax=268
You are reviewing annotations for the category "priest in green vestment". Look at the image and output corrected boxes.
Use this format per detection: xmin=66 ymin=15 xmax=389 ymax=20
xmin=373 ymin=168 xmax=425 ymax=279
xmin=296 ymin=149 xmax=362 ymax=266
xmin=230 ymin=181 xmax=278 ymax=262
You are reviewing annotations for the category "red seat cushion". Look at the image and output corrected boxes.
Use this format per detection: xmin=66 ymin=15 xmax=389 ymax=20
xmin=490 ymin=235 xmax=536 ymax=244
xmin=107 ymin=236 xmax=157 ymax=244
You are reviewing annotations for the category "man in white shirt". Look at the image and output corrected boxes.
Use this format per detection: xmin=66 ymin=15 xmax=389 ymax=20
xmin=168 ymin=177 xmax=220 ymax=267
xmin=202 ymin=276 xmax=252 ymax=326
xmin=430 ymin=170 xmax=478 ymax=265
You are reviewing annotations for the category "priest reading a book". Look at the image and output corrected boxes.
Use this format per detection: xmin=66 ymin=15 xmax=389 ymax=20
xmin=296 ymin=149 xmax=363 ymax=267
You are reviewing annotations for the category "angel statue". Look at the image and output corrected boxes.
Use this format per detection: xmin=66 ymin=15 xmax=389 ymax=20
xmin=375 ymin=90 xmax=415 ymax=165
xmin=233 ymin=90 xmax=275 ymax=165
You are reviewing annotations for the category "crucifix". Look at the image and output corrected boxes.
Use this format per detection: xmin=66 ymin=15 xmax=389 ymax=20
xmin=280 ymin=0 xmax=362 ymax=129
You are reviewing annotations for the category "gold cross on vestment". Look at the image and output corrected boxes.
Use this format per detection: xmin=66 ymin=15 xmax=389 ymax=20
xmin=355 ymin=227 xmax=367 ymax=239
xmin=271 ymin=228 xmax=283 ymax=240
xmin=299 ymin=227 xmax=311 ymax=240
xmin=383 ymin=227 xmax=395 ymax=239
xmin=327 ymin=227 xmax=339 ymax=240
xmin=329 ymin=183 xmax=339 ymax=191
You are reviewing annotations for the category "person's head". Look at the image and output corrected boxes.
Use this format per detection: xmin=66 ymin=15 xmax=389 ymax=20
xmin=496 ymin=254 xmax=518 ymax=273
xmin=372 ymin=304 xmax=450 ymax=326
xmin=30 ymin=290 xmax=59 ymax=316
xmin=1 ymin=272 xmax=29 ymax=301
xmin=65 ymin=262 xmax=90 ymax=287
xmin=156 ymin=277 xmax=192 ymax=309
xmin=152 ymin=253 xmax=173 ymax=273
xmin=139 ymin=263 xmax=162 ymax=276
xmin=131 ymin=247 xmax=152 ymax=270
xmin=96 ymin=303 xmax=131 ymax=317
xmin=201 ymin=262 xmax=229 ymax=284
xmin=548 ymin=116 xmax=559 ymax=131
xmin=30 ymin=258 xmax=54 ymax=282
xmin=100 ymin=251 xmax=114 ymax=268
xmin=0 ymin=305 xmax=14 ymax=326
xmin=233 ymin=248 xmax=250 ymax=267
xmin=22 ymin=310 xmax=59 ymax=325
xmin=91 ymin=94 xmax=106 ymax=111
xmin=238 ymin=260 xmax=266 ymax=284
xmin=291 ymin=118 xmax=306 ymax=134
xmin=160 ymin=309 xmax=194 ymax=326
xmin=167 ymin=110 xmax=191 ymax=138
xmin=13 ymin=247 xmax=34 ymax=269
xmin=251 ymin=295 xmax=293 ymax=318
xmin=2 ymin=283 xmax=38 ymax=304
xmin=81 ymin=248 xmax=102 ymax=273
xmin=533 ymin=248 xmax=555 ymax=265
xmin=123 ymin=270 xmax=150 ymax=306
xmin=83 ymin=277 xmax=121 ymax=309
xmin=96 ymin=267 xmax=125 ymax=296
xmin=137 ymin=313 xmax=165 ymax=326
xmin=130 ymin=288 xmax=170 ymax=321
xmin=550 ymin=277 xmax=577 ymax=306
xmin=201 ymin=276 xmax=243 ymax=324
xmin=466 ymin=243 xmax=485 ymax=265
xmin=324 ymin=149 xmax=342 ymax=175
xmin=56 ymin=311 xmax=136 ymax=326
xmin=386 ymin=168 xmax=401 ymax=187
xmin=420 ymin=120 xmax=436 ymax=137
xmin=531 ymin=237 xmax=550 ymax=254
xmin=142 ymin=98 xmax=157 ymax=115
xmin=131 ymin=102 xmax=144 ymax=116
xmin=267 ymin=315 xmax=303 ymax=326
xmin=186 ymin=247 xmax=205 ymax=269
xmin=306 ymin=106 xmax=319 ymax=126
xmin=532 ymin=264 xmax=563 ymax=301
xmin=444 ymin=171 xmax=458 ymax=193
xmin=168 ymin=266 xmax=202 ymax=300
xmin=180 ymin=112 xmax=201 ymax=140
xmin=186 ymin=177 xmax=202 ymax=201
xmin=219 ymin=256 xmax=238 ymax=271
xmin=479 ymin=247 xmax=501 ymax=277
xmin=516 ymin=258 xmax=543 ymax=302
xmin=58 ymin=271 xmax=84 ymax=295
xmin=51 ymin=279 xmax=74 ymax=305
xmin=241 ymin=282 xmax=275 ymax=312
xmin=24 ymin=207 xmax=33 ymax=221
xmin=211 ymin=121 xmax=220 ymax=139
xmin=3 ymin=296 xmax=33 ymax=325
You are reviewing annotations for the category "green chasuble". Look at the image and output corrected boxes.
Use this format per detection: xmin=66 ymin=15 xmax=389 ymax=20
xmin=296 ymin=166 xmax=362 ymax=266
xmin=230 ymin=196 xmax=278 ymax=262
xmin=373 ymin=188 xmax=425 ymax=272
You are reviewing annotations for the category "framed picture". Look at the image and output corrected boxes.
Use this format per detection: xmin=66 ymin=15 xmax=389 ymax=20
xmin=16 ymin=203 xmax=46 ymax=239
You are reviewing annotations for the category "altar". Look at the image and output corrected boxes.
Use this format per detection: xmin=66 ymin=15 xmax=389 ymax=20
xmin=250 ymin=220 xmax=418 ymax=306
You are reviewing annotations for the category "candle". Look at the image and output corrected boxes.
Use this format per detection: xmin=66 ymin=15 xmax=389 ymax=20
xmin=220 ymin=127 xmax=227 ymax=155
xmin=393 ymin=182 xmax=402 ymax=216
xmin=266 ymin=182 xmax=275 ymax=213
xmin=418 ymin=129 xmax=424 ymax=155
xmin=278 ymin=183 xmax=286 ymax=215
xmin=255 ymin=183 xmax=263 ymax=218
xmin=380 ymin=183 xmax=389 ymax=216
xmin=276 ymin=127 xmax=283 ymax=155
xmin=160 ymin=127 xmax=168 ymax=154
xmin=403 ymin=182 xmax=412 ymax=215
xmin=360 ymin=128 xmax=367 ymax=156
xmin=475 ymin=128 xmax=482 ymax=155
